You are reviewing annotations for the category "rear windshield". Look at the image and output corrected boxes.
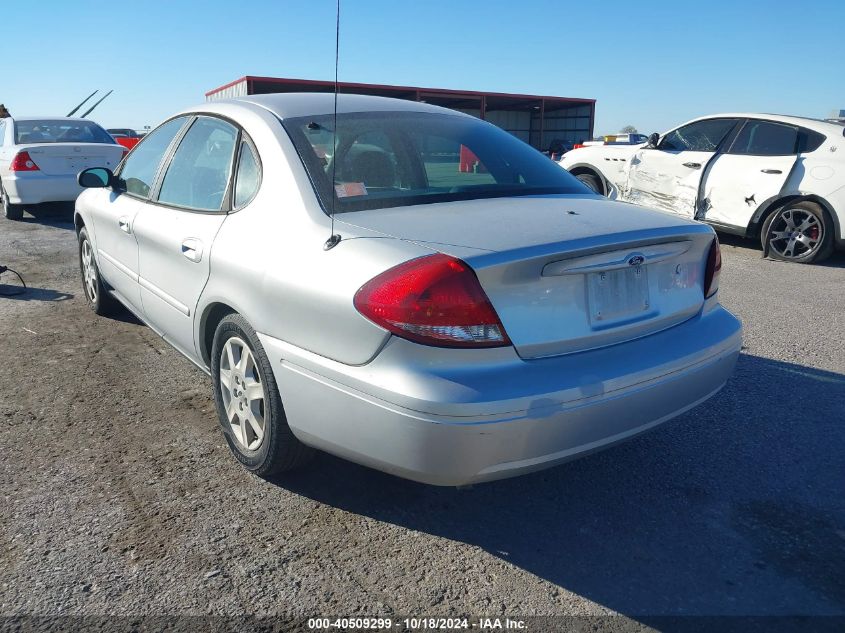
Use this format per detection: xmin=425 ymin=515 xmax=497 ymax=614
xmin=15 ymin=119 xmax=115 ymax=145
xmin=284 ymin=111 xmax=590 ymax=213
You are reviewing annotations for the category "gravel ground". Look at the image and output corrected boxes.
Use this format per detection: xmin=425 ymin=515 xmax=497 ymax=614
xmin=0 ymin=206 xmax=843 ymax=626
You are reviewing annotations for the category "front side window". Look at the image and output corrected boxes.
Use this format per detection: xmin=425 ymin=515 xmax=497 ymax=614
xmin=14 ymin=119 xmax=115 ymax=144
xmin=284 ymin=111 xmax=589 ymax=213
xmin=157 ymin=117 xmax=238 ymax=211
xmin=729 ymin=120 xmax=798 ymax=156
xmin=234 ymin=140 xmax=260 ymax=207
xmin=118 ymin=117 xmax=189 ymax=198
xmin=659 ymin=119 xmax=738 ymax=152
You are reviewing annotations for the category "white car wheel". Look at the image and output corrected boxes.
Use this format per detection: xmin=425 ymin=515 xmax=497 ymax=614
xmin=763 ymin=201 xmax=834 ymax=264
xmin=1 ymin=184 xmax=24 ymax=221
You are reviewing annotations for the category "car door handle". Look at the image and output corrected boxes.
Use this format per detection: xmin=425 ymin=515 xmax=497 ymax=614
xmin=682 ymin=162 xmax=701 ymax=169
xmin=181 ymin=238 xmax=203 ymax=262
xmin=761 ymin=169 xmax=783 ymax=174
xmin=118 ymin=217 xmax=131 ymax=233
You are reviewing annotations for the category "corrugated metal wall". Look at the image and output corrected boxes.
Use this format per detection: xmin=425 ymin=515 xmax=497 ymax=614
xmin=206 ymin=81 xmax=248 ymax=101
xmin=485 ymin=110 xmax=532 ymax=143
xmin=206 ymin=79 xmax=594 ymax=150
xmin=531 ymin=104 xmax=593 ymax=147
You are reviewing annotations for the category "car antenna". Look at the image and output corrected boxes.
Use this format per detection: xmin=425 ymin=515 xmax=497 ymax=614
xmin=80 ymin=90 xmax=113 ymax=118
xmin=66 ymin=90 xmax=98 ymax=117
xmin=324 ymin=0 xmax=342 ymax=251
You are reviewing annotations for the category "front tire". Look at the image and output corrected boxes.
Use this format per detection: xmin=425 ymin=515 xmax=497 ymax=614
xmin=575 ymin=172 xmax=603 ymax=195
xmin=78 ymin=227 xmax=119 ymax=315
xmin=211 ymin=313 xmax=313 ymax=477
xmin=1 ymin=184 xmax=24 ymax=220
xmin=761 ymin=201 xmax=834 ymax=264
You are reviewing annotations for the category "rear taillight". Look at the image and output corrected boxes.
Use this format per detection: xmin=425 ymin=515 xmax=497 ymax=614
xmin=704 ymin=237 xmax=722 ymax=298
xmin=354 ymin=254 xmax=511 ymax=348
xmin=10 ymin=151 xmax=40 ymax=172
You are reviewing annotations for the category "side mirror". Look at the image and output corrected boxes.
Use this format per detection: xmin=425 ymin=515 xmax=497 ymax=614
xmin=647 ymin=132 xmax=660 ymax=148
xmin=78 ymin=167 xmax=114 ymax=188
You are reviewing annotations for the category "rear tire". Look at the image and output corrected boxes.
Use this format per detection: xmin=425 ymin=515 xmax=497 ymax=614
xmin=1 ymin=184 xmax=24 ymax=220
xmin=211 ymin=313 xmax=314 ymax=477
xmin=575 ymin=172 xmax=603 ymax=195
xmin=761 ymin=201 xmax=834 ymax=264
xmin=78 ymin=227 xmax=120 ymax=315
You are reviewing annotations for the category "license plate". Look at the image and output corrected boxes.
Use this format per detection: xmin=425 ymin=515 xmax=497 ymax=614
xmin=588 ymin=266 xmax=650 ymax=325
xmin=67 ymin=157 xmax=90 ymax=170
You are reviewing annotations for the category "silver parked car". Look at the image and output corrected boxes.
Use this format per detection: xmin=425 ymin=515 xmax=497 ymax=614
xmin=74 ymin=94 xmax=742 ymax=485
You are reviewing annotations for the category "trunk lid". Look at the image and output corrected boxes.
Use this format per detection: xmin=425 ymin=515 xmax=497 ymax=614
xmin=21 ymin=143 xmax=124 ymax=176
xmin=339 ymin=195 xmax=716 ymax=358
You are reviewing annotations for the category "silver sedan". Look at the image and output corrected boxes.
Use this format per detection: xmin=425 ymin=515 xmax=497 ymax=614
xmin=74 ymin=94 xmax=742 ymax=485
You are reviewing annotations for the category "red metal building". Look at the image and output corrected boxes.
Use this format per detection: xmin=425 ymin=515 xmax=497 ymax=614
xmin=206 ymin=76 xmax=595 ymax=153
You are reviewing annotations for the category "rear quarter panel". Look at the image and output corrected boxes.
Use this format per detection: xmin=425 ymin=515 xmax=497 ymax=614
xmin=194 ymin=103 xmax=431 ymax=367
xmin=793 ymin=146 xmax=845 ymax=241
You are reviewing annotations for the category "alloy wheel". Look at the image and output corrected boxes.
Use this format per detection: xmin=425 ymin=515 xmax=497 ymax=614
xmin=767 ymin=208 xmax=822 ymax=260
xmin=81 ymin=239 xmax=98 ymax=303
xmin=219 ymin=336 xmax=267 ymax=451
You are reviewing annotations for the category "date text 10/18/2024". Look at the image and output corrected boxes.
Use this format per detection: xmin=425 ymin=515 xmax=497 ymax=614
xmin=307 ymin=617 xmax=527 ymax=630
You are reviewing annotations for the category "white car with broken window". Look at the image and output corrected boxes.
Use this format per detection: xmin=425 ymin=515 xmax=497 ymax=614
xmin=560 ymin=114 xmax=845 ymax=263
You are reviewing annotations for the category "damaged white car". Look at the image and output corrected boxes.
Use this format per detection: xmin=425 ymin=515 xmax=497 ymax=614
xmin=560 ymin=114 xmax=845 ymax=263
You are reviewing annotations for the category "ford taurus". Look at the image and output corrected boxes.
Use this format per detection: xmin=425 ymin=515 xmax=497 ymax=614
xmin=74 ymin=94 xmax=742 ymax=485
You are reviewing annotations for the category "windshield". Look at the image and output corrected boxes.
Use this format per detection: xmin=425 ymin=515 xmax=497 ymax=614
xmin=284 ymin=111 xmax=591 ymax=213
xmin=15 ymin=119 xmax=115 ymax=145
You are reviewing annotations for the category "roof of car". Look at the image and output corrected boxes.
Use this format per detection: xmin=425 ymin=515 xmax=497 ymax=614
xmin=686 ymin=112 xmax=844 ymax=133
xmin=213 ymin=92 xmax=472 ymax=120
xmin=9 ymin=116 xmax=95 ymax=123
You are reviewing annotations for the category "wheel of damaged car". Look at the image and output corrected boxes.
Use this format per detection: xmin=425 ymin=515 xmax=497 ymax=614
xmin=575 ymin=173 xmax=603 ymax=195
xmin=762 ymin=201 xmax=834 ymax=264
xmin=211 ymin=313 xmax=314 ymax=477
xmin=1 ymin=184 xmax=24 ymax=221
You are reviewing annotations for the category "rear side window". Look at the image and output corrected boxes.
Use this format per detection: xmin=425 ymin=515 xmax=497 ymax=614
xmin=659 ymin=119 xmax=737 ymax=152
xmin=234 ymin=140 xmax=260 ymax=207
xmin=157 ymin=116 xmax=238 ymax=211
xmin=118 ymin=116 xmax=188 ymax=198
xmin=729 ymin=120 xmax=797 ymax=156
xmin=797 ymin=128 xmax=826 ymax=153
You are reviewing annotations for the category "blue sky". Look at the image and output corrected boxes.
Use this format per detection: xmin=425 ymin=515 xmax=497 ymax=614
xmin=2 ymin=0 xmax=842 ymax=135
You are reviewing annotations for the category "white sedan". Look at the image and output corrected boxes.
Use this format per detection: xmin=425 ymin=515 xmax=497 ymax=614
xmin=560 ymin=114 xmax=845 ymax=263
xmin=0 ymin=117 xmax=125 ymax=220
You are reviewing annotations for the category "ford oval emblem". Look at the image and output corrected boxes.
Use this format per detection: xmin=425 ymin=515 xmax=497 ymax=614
xmin=628 ymin=255 xmax=645 ymax=266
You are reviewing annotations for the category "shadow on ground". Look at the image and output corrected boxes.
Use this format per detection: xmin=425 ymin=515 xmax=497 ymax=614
xmin=18 ymin=202 xmax=75 ymax=230
xmin=718 ymin=232 xmax=845 ymax=268
xmin=0 ymin=285 xmax=72 ymax=301
xmin=275 ymin=354 xmax=845 ymax=617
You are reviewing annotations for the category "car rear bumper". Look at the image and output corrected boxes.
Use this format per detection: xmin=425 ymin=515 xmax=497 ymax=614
xmin=3 ymin=173 xmax=83 ymax=205
xmin=259 ymin=304 xmax=742 ymax=486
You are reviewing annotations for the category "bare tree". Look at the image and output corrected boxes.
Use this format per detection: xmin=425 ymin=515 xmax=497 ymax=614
xmin=619 ymin=125 xmax=638 ymax=134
